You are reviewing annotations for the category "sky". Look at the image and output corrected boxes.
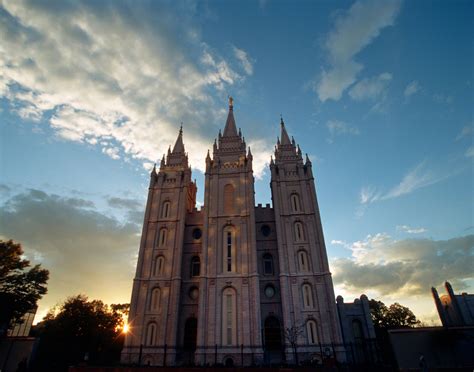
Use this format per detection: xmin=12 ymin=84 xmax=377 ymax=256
xmin=0 ymin=0 xmax=473 ymax=325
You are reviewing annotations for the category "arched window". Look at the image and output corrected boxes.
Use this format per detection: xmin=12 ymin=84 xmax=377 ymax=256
xmin=263 ymin=253 xmax=274 ymax=275
xmin=150 ymin=287 xmax=161 ymax=311
xmin=154 ymin=256 xmax=165 ymax=276
xmin=158 ymin=228 xmax=167 ymax=247
xmin=222 ymin=287 xmax=237 ymax=345
xmin=352 ymin=319 xmax=364 ymax=340
xmin=294 ymin=222 xmax=305 ymax=242
xmin=290 ymin=193 xmax=301 ymax=213
xmin=298 ymin=250 xmax=309 ymax=272
xmin=146 ymin=322 xmax=157 ymax=346
xmin=223 ymin=184 xmax=235 ymax=214
xmin=302 ymin=283 xmax=314 ymax=308
xmin=223 ymin=226 xmax=235 ymax=273
xmin=161 ymin=200 xmax=171 ymax=218
xmin=306 ymin=320 xmax=318 ymax=344
xmin=191 ymin=256 xmax=200 ymax=277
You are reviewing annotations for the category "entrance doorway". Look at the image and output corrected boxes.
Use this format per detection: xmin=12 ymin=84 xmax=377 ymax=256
xmin=264 ymin=316 xmax=283 ymax=364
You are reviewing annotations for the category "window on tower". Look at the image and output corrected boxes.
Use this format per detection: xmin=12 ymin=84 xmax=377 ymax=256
xmin=263 ymin=253 xmax=274 ymax=275
xmin=158 ymin=228 xmax=167 ymax=247
xmin=290 ymin=193 xmax=301 ymax=213
xmin=302 ymin=283 xmax=314 ymax=308
xmin=150 ymin=287 xmax=161 ymax=311
xmin=191 ymin=256 xmax=200 ymax=277
xmin=223 ymin=184 xmax=235 ymax=214
xmin=298 ymin=250 xmax=309 ymax=272
xmin=154 ymin=256 xmax=165 ymax=276
xmin=306 ymin=320 xmax=318 ymax=344
xmin=162 ymin=200 xmax=171 ymax=218
xmin=294 ymin=222 xmax=305 ymax=242
xmin=146 ymin=322 xmax=157 ymax=346
xmin=223 ymin=226 xmax=235 ymax=273
xmin=222 ymin=287 xmax=237 ymax=345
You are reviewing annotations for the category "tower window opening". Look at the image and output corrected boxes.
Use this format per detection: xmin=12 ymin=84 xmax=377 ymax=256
xmin=227 ymin=232 xmax=232 ymax=272
xmin=263 ymin=253 xmax=274 ymax=275
xmin=162 ymin=201 xmax=171 ymax=218
xmin=191 ymin=256 xmax=200 ymax=277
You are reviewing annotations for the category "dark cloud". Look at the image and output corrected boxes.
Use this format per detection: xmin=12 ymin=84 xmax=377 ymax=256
xmin=332 ymin=234 xmax=474 ymax=296
xmin=106 ymin=196 xmax=142 ymax=210
xmin=0 ymin=189 xmax=140 ymax=319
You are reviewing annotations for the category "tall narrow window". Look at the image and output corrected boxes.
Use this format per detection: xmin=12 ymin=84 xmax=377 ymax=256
xmin=223 ymin=184 xmax=235 ymax=214
xmin=306 ymin=320 xmax=318 ymax=344
xmin=302 ymin=284 xmax=314 ymax=308
xmin=352 ymin=320 xmax=363 ymax=340
xmin=158 ymin=228 xmax=167 ymax=247
xmin=223 ymin=226 xmax=235 ymax=273
xmin=294 ymin=222 xmax=304 ymax=242
xmin=263 ymin=253 xmax=274 ymax=275
xmin=222 ymin=287 xmax=236 ymax=345
xmin=150 ymin=287 xmax=161 ymax=311
xmin=162 ymin=201 xmax=171 ymax=218
xmin=298 ymin=250 xmax=309 ymax=272
xmin=146 ymin=323 xmax=157 ymax=346
xmin=290 ymin=194 xmax=301 ymax=213
xmin=191 ymin=256 xmax=200 ymax=277
xmin=154 ymin=256 xmax=165 ymax=276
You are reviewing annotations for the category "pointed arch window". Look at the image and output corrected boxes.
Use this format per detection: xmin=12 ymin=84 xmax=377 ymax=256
xmin=306 ymin=320 xmax=318 ymax=344
xmin=223 ymin=226 xmax=235 ymax=273
xmin=298 ymin=250 xmax=309 ymax=272
xmin=191 ymin=256 xmax=200 ymax=277
xmin=150 ymin=287 xmax=161 ymax=311
xmin=290 ymin=193 xmax=301 ymax=213
xmin=154 ymin=256 xmax=165 ymax=276
xmin=146 ymin=322 xmax=157 ymax=346
xmin=223 ymin=184 xmax=235 ymax=214
xmin=222 ymin=287 xmax=237 ymax=346
xmin=263 ymin=253 xmax=274 ymax=275
xmin=294 ymin=222 xmax=305 ymax=242
xmin=161 ymin=201 xmax=171 ymax=218
xmin=158 ymin=228 xmax=167 ymax=247
xmin=302 ymin=283 xmax=314 ymax=308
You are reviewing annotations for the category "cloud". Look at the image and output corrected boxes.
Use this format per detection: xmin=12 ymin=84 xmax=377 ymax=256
xmin=433 ymin=93 xmax=453 ymax=104
xmin=466 ymin=146 xmax=474 ymax=158
xmin=315 ymin=0 xmax=401 ymax=101
xmin=326 ymin=119 xmax=359 ymax=142
xmin=404 ymin=80 xmax=420 ymax=97
xmin=455 ymin=125 xmax=473 ymax=141
xmin=0 ymin=189 xmax=141 ymax=321
xmin=349 ymin=72 xmax=392 ymax=101
xmin=397 ymin=225 xmax=427 ymax=234
xmin=0 ymin=1 xmax=268 ymax=177
xmin=232 ymin=46 xmax=254 ymax=76
xmin=107 ymin=197 xmax=142 ymax=210
xmin=332 ymin=233 xmax=474 ymax=297
xmin=359 ymin=186 xmax=380 ymax=204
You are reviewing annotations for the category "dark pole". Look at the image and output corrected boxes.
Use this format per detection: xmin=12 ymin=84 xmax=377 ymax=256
xmin=241 ymin=343 xmax=244 ymax=366
xmin=163 ymin=343 xmax=167 ymax=366
xmin=138 ymin=344 xmax=143 ymax=366
xmin=214 ymin=344 xmax=217 ymax=366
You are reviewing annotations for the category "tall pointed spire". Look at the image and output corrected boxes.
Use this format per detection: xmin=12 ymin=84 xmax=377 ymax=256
xmin=223 ymin=96 xmax=238 ymax=137
xmin=172 ymin=124 xmax=185 ymax=153
xmin=280 ymin=116 xmax=291 ymax=145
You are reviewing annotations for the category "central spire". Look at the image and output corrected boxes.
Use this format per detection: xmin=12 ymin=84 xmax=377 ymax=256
xmin=223 ymin=96 xmax=238 ymax=137
xmin=280 ymin=116 xmax=291 ymax=145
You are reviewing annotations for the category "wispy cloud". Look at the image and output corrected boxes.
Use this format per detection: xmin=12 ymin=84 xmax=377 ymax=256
xmin=232 ymin=46 xmax=254 ymax=76
xmin=456 ymin=125 xmax=473 ymax=141
xmin=0 ymin=1 xmax=267 ymax=177
xmin=349 ymin=72 xmax=392 ymax=101
xmin=404 ymin=80 xmax=420 ymax=98
xmin=326 ymin=119 xmax=359 ymax=143
xmin=397 ymin=225 xmax=427 ymax=234
xmin=315 ymin=0 xmax=401 ymax=102
xmin=466 ymin=146 xmax=474 ymax=158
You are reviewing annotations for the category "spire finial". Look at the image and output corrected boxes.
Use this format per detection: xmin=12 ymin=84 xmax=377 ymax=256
xmin=180 ymin=122 xmax=183 ymax=133
xmin=280 ymin=114 xmax=283 ymax=124
xmin=229 ymin=96 xmax=234 ymax=109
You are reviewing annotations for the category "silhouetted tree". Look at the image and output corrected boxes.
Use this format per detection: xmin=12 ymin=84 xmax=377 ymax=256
xmin=282 ymin=323 xmax=304 ymax=365
xmin=0 ymin=239 xmax=49 ymax=337
xmin=32 ymin=295 xmax=129 ymax=372
xmin=369 ymin=299 xmax=420 ymax=330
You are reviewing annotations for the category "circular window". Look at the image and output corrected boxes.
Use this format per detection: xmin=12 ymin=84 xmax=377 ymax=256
xmin=189 ymin=286 xmax=199 ymax=300
xmin=264 ymin=285 xmax=276 ymax=298
xmin=192 ymin=228 xmax=202 ymax=240
xmin=261 ymin=225 xmax=271 ymax=237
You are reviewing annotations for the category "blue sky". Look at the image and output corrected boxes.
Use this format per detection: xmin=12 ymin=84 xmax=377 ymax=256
xmin=0 ymin=0 xmax=472 ymax=324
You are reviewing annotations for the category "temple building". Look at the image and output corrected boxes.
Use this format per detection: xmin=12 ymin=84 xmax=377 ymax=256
xmin=121 ymin=99 xmax=373 ymax=366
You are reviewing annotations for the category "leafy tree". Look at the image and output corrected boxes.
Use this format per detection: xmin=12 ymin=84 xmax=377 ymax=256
xmin=0 ymin=239 xmax=49 ymax=337
xmin=369 ymin=299 xmax=420 ymax=330
xmin=32 ymin=295 xmax=128 ymax=372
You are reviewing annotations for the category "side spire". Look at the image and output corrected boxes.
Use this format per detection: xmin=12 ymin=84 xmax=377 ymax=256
xmin=223 ymin=96 xmax=238 ymax=137
xmin=280 ymin=116 xmax=291 ymax=145
xmin=172 ymin=124 xmax=185 ymax=153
